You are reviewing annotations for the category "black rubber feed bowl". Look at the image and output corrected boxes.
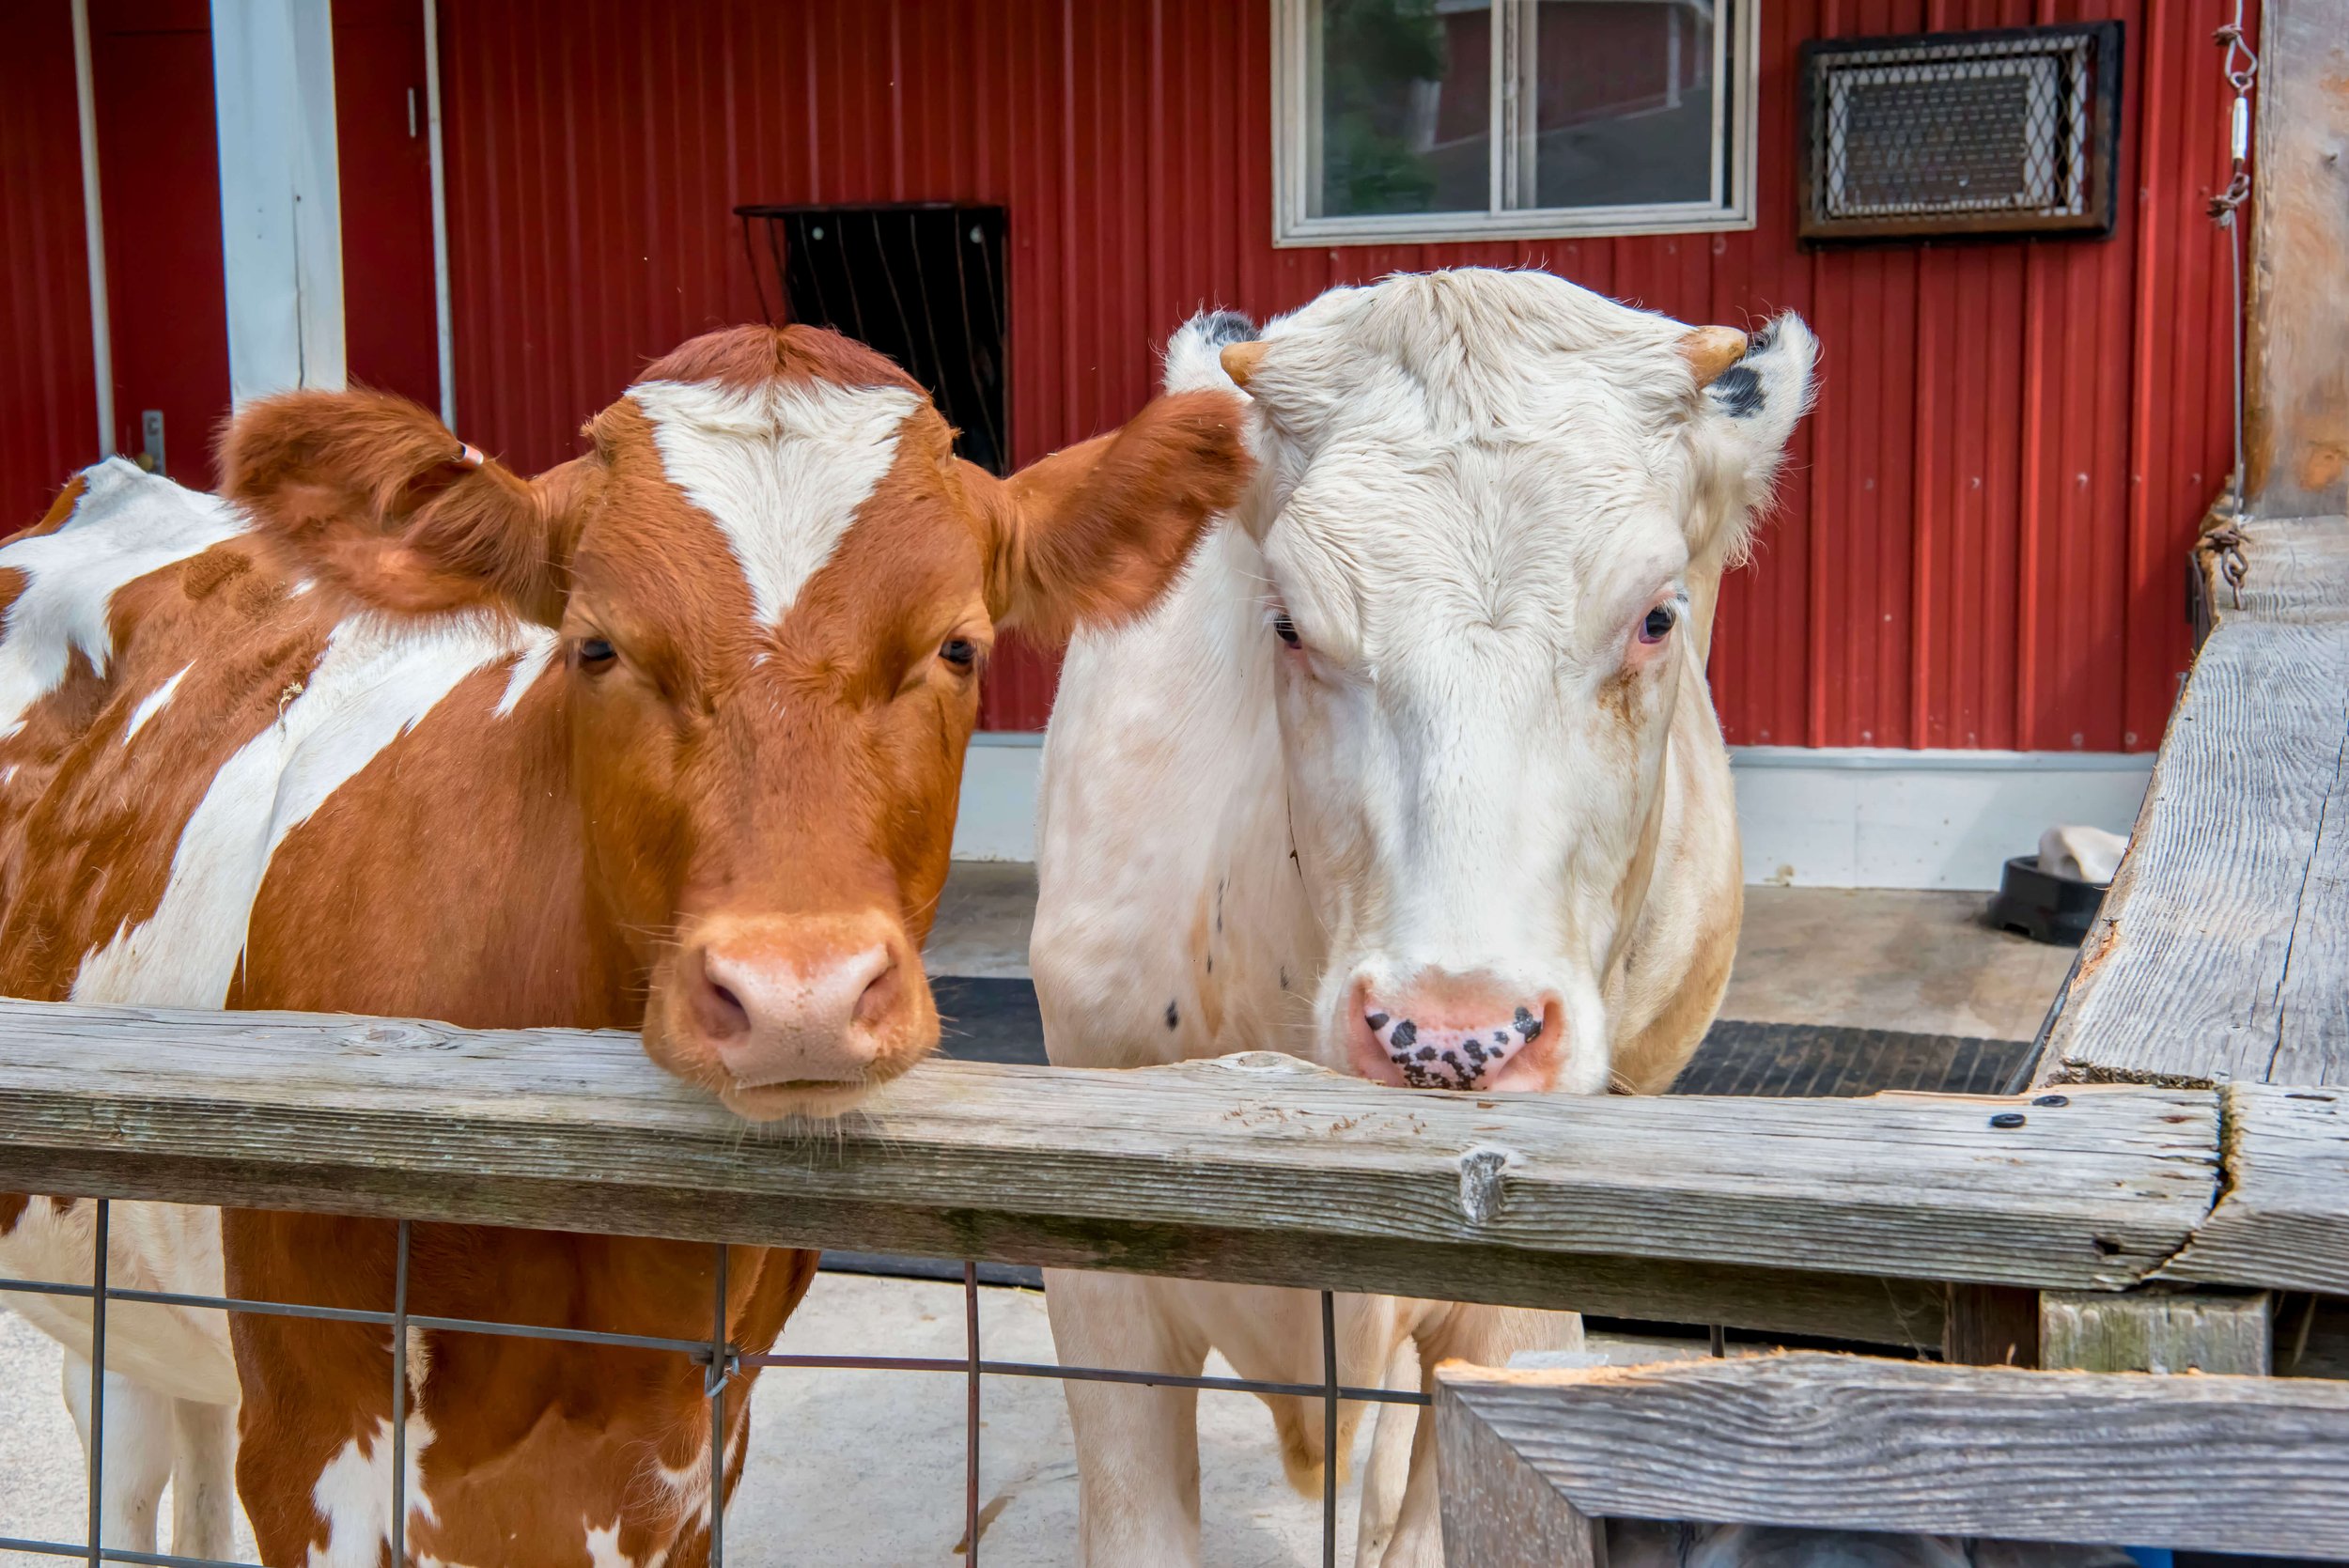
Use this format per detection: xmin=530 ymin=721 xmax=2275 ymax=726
xmin=1987 ymin=854 xmax=2108 ymax=946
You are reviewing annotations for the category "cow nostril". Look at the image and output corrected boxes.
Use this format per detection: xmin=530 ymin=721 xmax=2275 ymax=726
xmin=851 ymin=956 xmax=901 ymax=1032
xmin=692 ymin=963 xmax=753 ymax=1043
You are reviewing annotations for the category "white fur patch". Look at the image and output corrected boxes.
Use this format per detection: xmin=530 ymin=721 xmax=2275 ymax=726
xmin=494 ymin=630 xmax=558 ymax=717
xmin=305 ymin=1414 xmax=438 ymax=1568
xmin=71 ymin=612 xmax=544 ymax=1007
xmin=583 ymin=1519 xmax=669 ymax=1568
xmin=0 ymin=1197 xmax=236 ymax=1405
xmin=0 ymin=460 xmax=244 ymax=740
xmin=629 ymin=378 xmax=923 ymax=626
xmin=123 ymin=663 xmax=193 ymax=743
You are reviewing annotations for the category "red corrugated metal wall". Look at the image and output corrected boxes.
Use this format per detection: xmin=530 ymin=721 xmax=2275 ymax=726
xmin=0 ymin=2 xmax=101 ymax=529
xmin=434 ymin=1 xmax=2245 ymax=748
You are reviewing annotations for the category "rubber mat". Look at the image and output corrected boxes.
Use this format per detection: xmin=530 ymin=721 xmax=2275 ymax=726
xmin=928 ymin=975 xmax=2031 ymax=1096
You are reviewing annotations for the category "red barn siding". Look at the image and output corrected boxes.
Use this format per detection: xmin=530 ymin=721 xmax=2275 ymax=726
xmin=427 ymin=1 xmax=2245 ymax=747
xmin=0 ymin=1 xmax=100 ymax=529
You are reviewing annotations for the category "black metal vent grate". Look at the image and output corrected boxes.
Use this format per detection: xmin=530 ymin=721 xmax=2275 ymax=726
xmin=1799 ymin=24 xmax=2122 ymax=242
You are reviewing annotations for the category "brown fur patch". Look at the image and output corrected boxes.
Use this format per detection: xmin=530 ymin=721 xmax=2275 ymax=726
xmin=988 ymin=389 xmax=1252 ymax=641
xmin=641 ymin=323 xmax=926 ymax=398
xmin=179 ymin=546 xmax=251 ymax=600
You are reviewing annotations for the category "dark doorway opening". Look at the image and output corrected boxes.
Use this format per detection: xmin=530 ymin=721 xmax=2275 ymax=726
xmin=736 ymin=202 xmax=1008 ymax=476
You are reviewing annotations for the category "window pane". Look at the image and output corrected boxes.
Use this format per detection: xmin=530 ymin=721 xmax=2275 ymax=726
xmin=1525 ymin=0 xmax=1718 ymax=210
xmin=1315 ymin=0 xmax=1492 ymax=217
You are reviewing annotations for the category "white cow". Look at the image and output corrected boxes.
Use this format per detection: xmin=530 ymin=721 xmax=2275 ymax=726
xmin=1030 ymin=270 xmax=1816 ymax=1565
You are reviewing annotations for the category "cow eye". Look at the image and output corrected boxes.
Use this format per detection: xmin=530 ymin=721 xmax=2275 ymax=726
xmin=939 ymin=637 xmax=978 ymax=669
xmin=577 ymin=636 xmax=617 ymax=670
xmin=1640 ymin=604 xmax=1676 ymax=644
xmin=1272 ymin=613 xmax=1302 ymax=649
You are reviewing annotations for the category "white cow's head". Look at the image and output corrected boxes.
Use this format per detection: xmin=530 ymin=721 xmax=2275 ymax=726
xmin=1173 ymin=271 xmax=1814 ymax=1094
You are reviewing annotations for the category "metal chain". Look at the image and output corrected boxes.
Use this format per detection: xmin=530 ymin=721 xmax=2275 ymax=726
xmin=2210 ymin=0 xmax=2260 ymax=518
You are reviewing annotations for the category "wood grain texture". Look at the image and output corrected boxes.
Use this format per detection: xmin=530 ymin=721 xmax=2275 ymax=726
xmin=1942 ymin=1284 xmax=2040 ymax=1368
xmin=0 ymin=1002 xmax=2218 ymax=1315
xmin=2039 ymin=615 xmax=2349 ymax=1088
xmin=1436 ymin=1353 xmax=2349 ymax=1558
xmin=2040 ymin=1289 xmax=2270 ymax=1374
xmin=2160 ymin=1081 xmax=2349 ymax=1295
xmin=1437 ymin=1362 xmax=1603 ymax=1568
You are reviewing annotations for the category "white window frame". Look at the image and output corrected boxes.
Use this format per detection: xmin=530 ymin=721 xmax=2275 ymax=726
xmin=1271 ymin=0 xmax=1760 ymax=246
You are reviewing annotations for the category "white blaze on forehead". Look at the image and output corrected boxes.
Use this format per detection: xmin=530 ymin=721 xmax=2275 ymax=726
xmin=123 ymin=663 xmax=194 ymax=743
xmin=0 ymin=459 xmax=245 ymax=739
xmin=71 ymin=613 xmax=555 ymax=1008
xmin=629 ymin=377 xmax=925 ymax=626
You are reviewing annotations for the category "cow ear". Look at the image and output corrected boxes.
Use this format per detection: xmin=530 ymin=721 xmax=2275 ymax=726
xmin=981 ymin=389 xmax=1252 ymax=642
xmin=1687 ymin=312 xmax=1818 ymax=565
xmin=218 ymin=389 xmax=581 ymax=625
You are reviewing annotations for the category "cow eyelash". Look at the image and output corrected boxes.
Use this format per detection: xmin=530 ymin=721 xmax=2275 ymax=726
xmin=576 ymin=636 xmax=618 ymax=670
xmin=1271 ymin=613 xmax=1302 ymax=649
xmin=939 ymin=637 xmax=979 ymax=670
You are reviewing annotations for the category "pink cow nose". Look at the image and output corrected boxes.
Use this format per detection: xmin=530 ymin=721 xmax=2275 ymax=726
xmin=1353 ymin=983 xmax=1551 ymax=1090
xmin=680 ymin=911 xmax=917 ymax=1089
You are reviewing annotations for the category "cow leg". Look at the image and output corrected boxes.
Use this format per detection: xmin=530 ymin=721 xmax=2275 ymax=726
xmin=1354 ymin=1336 xmax=1420 ymax=1566
xmin=61 ymin=1352 xmax=176 ymax=1555
xmin=1044 ymin=1268 xmax=1210 ymax=1568
xmin=171 ymin=1398 xmax=240 ymax=1560
xmin=1377 ymin=1304 xmax=1581 ymax=1568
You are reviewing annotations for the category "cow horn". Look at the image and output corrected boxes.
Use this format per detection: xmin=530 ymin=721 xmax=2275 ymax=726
xmin=1221 ymin=340 xmax=1269 ymax=388
xmin=1677 ymin=326 xmax=1748 ymax=389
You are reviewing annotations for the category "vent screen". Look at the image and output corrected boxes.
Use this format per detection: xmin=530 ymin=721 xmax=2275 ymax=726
xmin=1799 ymin=24 xmax=2121 ymax=242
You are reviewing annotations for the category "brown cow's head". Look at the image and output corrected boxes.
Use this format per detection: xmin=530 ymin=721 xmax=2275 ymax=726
xmin=222 ymin=326 xmax=1248 ymax=1118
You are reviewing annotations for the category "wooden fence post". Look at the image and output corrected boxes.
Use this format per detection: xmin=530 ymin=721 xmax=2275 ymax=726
xmin=1438 ymin=1363 xmax=1606 ymax=1568
xmin=2041 ymin=1290 xmax=2271 ymax=1374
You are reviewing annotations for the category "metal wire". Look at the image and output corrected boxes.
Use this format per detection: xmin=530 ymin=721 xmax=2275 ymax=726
xmin=708 ymin=1243 xmax=730 ymax=1568
xmin=1321 ymin=1289 xmax=1338 ymax=1568
xmin=86 ymin=1200 xmax=108 ymax=1568
xmin=391 ymin=1220 xmax=411 ymax=1568
xmin=736 ymin=1351 xmax=1425 ymax=1405
xmin=963 ymin=1262 xmax=982 ymax=1566
xmin=0 ymin=1275 xmax=718 ymax=1356
xmin=2 ymin=1241 xmax=1435 ymax=1564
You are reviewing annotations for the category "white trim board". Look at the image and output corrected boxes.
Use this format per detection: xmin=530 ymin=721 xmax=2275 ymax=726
xmin=949 ymin=737 xmax=2153 ymax=891
xmin=210 ymin=0 xmax=346 ymax=401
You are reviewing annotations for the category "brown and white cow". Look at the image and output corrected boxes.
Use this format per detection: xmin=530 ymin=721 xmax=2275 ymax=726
xmin=0 ymin=324 xmax=1247 ymax=1563
xmin=1029 ymin=272 xmax=1815 ymax=1565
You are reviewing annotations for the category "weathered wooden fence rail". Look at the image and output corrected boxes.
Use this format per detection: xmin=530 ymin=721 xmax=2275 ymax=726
xmin=0 ymin=998 xmax=2340 ymax=1352
xmin=1436 ymin=1354 xmax=2349 ymax=1564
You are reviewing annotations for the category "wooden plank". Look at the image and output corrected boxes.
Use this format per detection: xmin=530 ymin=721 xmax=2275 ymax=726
xmin=2161 ymin=1081 xmax=2349 ymax=1296
xmin=1435 ymin=1352 xmax=2349 ymax=1559
xmin=2041 ymin=1290 xmax=2271 ymax=1374
xmin=2241 ymin=0 xmax=2349 ymax=522
xmin=2039 ymin=616 xmax=2349 ymax=1088
xmin=0 ymin=1002 xmax=2218 ymax=1320
xmin=1437 ymin=1359 xmax=1603 ymax=1568
xmin=1942 ymin=1284 xmax=2040 ymax=1368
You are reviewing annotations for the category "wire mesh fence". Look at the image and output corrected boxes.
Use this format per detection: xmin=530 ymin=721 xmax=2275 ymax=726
xmin=0 ymin=1201 xmax=1429 ymax=1568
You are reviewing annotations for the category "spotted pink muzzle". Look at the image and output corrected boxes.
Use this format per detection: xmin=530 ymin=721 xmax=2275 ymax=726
xmin=1348 ymin=970 xmax=1559 ymax=1091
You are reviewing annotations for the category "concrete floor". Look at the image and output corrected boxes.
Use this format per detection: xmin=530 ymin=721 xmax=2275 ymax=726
xmin=925 ymin=862 xmax=2075 ymax=1042
xmin=1 ymin=866 xmax=2075 ymax=1564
